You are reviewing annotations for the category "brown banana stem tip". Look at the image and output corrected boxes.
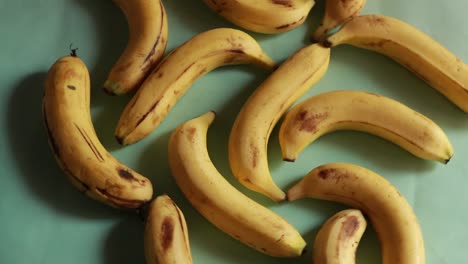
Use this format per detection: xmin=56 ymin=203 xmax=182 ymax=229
xmin=69 ymin=43 xmax=78 ymax=57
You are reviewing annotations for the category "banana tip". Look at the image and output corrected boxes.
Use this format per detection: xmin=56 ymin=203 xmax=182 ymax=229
xmin=103 ymin=80 xmax=121 ymax=96
xmin=283 ymin=157 xmax=296 ymax=162
xmin=320 ymin=40 xmax=333 ymax=48
xmin=103 ymin=87 xmax=117 ymax=96
xmin=115 ymin=135 xmax=124 ymax=145
xmin=444 ymin=156 xmax=452 ymax=165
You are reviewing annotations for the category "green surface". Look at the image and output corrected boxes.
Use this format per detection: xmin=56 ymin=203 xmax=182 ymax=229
xmin=1 ymin=0 xmax=467 ymax=263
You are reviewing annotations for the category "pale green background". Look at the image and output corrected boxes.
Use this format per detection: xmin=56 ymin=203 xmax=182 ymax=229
xmin=0 ymin=0 xmax=467 ymax=263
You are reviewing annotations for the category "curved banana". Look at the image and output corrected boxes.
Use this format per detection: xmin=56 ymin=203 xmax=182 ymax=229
xmin=144 ymin=195 xmax=192 ymax=264
xmin=229 ymin=44 xmax=330 ymax=202
xmin=324 ymin=14 xmax=468 ymax=112
xmin=287 ymin=162 xmax=425 ymax=264
xmin=115 ymin=28 xmax=276 ymax=145
xmin=279 ymin=90 xmax=453 ymax=163
xmin=313 ymin=209 xmax=367 ymax=264
xmin=312 ymin=0 xmax=366 ymax=42
xmin=168 ymin=112 xmax=306 ymax=257
xmin=43 ymin=54 xmax=153 ymax=209
xmin=203 ymin=0 xmax=315 ymax=34
xmin=104 ymin=0 xmax=168 ymax=95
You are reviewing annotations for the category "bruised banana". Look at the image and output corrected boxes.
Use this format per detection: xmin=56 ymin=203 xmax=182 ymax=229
xmin=116 ymin=28 xmax=276 ymax=145
xmin=279 ymin=90 xmax=453 ymax=163
xmin=43 ymin=54 xmax=153 ymax=209
xmin=312 ymin=0 xmax=366 ymax=42
xmin=104 ymin=0 xmax=168 ymax=95
xmin=144 ymin=195 xmax=192 ymax=264
xmin=288 ymin=162 xmax=425 ymax=264
xmin=203 ymin=0 xmax=315 ymax=34
xmin=313 ymin=209 xmax=367 ymax=264
xmin=229 ymin=44 xmax=330 ymax=202
xmin=168 ymin=112 xmax=306 ymax=257
xmin=324 ymin=14 xmax=468 ymax=112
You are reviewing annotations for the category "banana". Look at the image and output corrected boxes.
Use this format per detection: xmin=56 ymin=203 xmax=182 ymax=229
xmin=115 ymin=28 xmax=276 ymax=145
xmin=43 ymin=54 xmax=153 ymax=209
xmin=168 ymin=111 xmax=306 ymax=257
xmin=313 ymin=209 xmax=367 ymax=264
xmin=324 ymin=14 xmax=468 ymax=112
xmin=104 ymin=0 xmax=168 ymax=95
xmin=229 ymin=44 xmax=330 ymax=202
xmin=312 ymin=0 xmax=366 ymax=42
xmin=279 ymin=90 xmax=453 ymax=163
xmin=144 ymin=195 xmax=192 ymax=264
xmin=202 ymin=0 xmax=315 ymax=34
xmin=287 ymin=162 xmax=425 ymax=264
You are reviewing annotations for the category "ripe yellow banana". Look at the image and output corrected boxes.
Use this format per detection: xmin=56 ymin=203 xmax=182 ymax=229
xmin=43 ymin=54 xmax=153 ymax=209
xmin=168 ymin=112 xmax=306 ymax=257
xmin=324 ymin=14 xmax=468 ymax=112
xmin=202 ymin=0 xmax=315 ymax=34
xmin=115 ymin=28 xmax=276 ymax=145
xmin=144 ymin=195 xmax=192 ymax=264
xmin=229 ymin=44 xmax=330 ymax=202
xmin=287 ymin=162 xmax=425 ymax=264
xmin=279 ymin=90 xmax=453 ymax=163
xmin=313 ymin=209 xmax=367 ymax=264
xmin=104 ymin=0 xmax=168 ymax=95
xmin=312 ymin=0 xmax=366 ymax=42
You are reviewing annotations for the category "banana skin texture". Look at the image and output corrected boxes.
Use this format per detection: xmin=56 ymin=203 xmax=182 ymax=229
xmin=115 ymin=28 xmax=276 ymax=145
xmin=104 ymin=0 xmax=168 ymax=95
xmin=144 ymin=195 xmax=192 ymax=264
xmin=168 ymin=112 xmax=306 ymax=257
xmin=312 ymin=0 xmax=367 ymax=42
xmin=203 ymin=0 xmax=316 ymax=34
xmin=229 ymin=44 xmax=330 ymax=202
xmin=279 ymin=90 xmax=453 ymax=163
xmin=313 ymin=209 xmax=367 ymax=264
xmin=43 ymin=54 xmax=153 ymax=209
xmin=288 ymin=163 xmax=425 ymax=264
xmin=324 ymin=14 xmax=468 ymax=112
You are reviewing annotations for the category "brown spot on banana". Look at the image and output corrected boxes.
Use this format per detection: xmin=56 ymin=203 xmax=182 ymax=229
xmin=298 ymin=111 xmax=329 ymax=132
xmin=67 ymin=85 xmax=76 ymax=90
xmin=161 ymin=217 xmax=174 ymax=250
xmin=250 ymin=143 xmax=259 ymax=168
xmin=340 ymin=215 xmax=360 ymax=239
xmin=275 ymin=16 xmax=305 ymax=30
xmin=272 ymin=0 xmax=293 ymax=8
xmin=135 ymin=100 xmax=160 ymax=129
xmin=118 ymin=168 xmax=136 ymax=181
xmin=318 ymin=168 xmax=356 ymax=184
xmin=186 ymin=127 xmax=197 ymax=143
xmin=96 ymin=188 xmax=146 ymax=209
xmin=141 ymin=1 xmax=166 ymax=72
xmin=74 ymin=123 xmax=104 ymax=162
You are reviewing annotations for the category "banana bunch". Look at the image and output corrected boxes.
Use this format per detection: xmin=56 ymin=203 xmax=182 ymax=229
xmin=144 ymin=195 xmax=192 ymax=264
xmin=202 ymin=0 xmax=316 ymax=34
xmin=115 ymin=28 xmax=276 ymax=145
xmin=104 ymin=0 xmax=168 ymax=95
xmin=313 ymin=209 xmax=367 ymax=264
xmin=168 ymin=112 xmax=306 ymax=257
xmin=279 ymin=90 xmax=453 ymax=163
xmin=41 ymin=0 xmax=467 ymax=262
xmin=43 ymin=54 xmax=153 ymax=209
xmin=288 ymin=163 xmax=426 ymax=264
